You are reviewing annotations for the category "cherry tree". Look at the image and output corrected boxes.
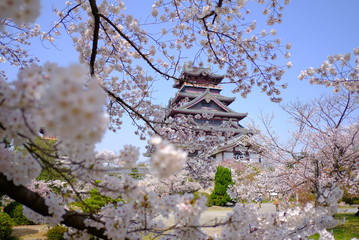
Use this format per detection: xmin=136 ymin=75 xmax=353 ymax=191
xmin=224 ymin=160 xmax=268 ymax=203
xmin=144 ymin=169 xmax=202 ymax=197
xmin=0 ymin=0 xmax=348 ymax=239
xmin=250 ymin=91 xmax=358 ymax=205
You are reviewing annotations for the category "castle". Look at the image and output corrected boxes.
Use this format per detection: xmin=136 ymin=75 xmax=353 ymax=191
xmin=166 ymin=66 xmax=261 ymax=163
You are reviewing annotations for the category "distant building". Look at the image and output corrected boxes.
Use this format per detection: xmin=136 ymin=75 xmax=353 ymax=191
xmin=166 ymin=66 xmax=261 ymax=163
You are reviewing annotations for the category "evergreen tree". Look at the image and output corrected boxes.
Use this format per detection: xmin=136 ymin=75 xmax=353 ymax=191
xmin=210 ymin=166 xmax=235 ymax=206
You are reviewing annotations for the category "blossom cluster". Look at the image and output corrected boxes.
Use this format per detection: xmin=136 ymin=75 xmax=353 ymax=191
xmin=100 ymin=203 xmax=134 ymax=240
xmin=150 ymin=136 xmax=188 ymax=178
xmin=226 ymin=161 xmax=265 ymax=201
xmin=144 ymin=169 xmax=201 ymax=196
xmin=0 ymin=0 xmax=40 ymax=27
xmin=0 ymin=71 xmax=41 ymax=145
xmin=0 ymin=62 xmax=108 ymax=151
xmin=23 ymin=192 xmax=66 ymax=225
xmin=0 ymin=21 xmax=42 ymax=71
xmin=299 ymin=47 xmax=359 ymax=93
xmin=118 ymin=145 xmax=140 ymax=168
xmin=172 ymin=194 xmax=208 ymax=239
xmin=27 ymin=179 xmax=66 ymax=198
xmin=0 ymin=145 xmax=41 ymax=186
xmin=0 ymin=62 xmax=109 ymax=187
xmin=35 ymin=63 xmax=108 ymax=154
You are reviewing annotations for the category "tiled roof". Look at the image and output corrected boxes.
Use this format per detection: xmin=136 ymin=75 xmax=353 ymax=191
xmin=206 ymin=135 xmax=260 ymax=157
xmin=181 ymin=66 xmax=224 ymax=80
xmin=173 ymin=66 xmax=224 ymax=88
xmin=181 ymin=90 xmax=230 ymax=111
xmin=168 ymin=89 xmax=247 ymax=120
xmin=175 ymin=92 xmax=236 ymax=103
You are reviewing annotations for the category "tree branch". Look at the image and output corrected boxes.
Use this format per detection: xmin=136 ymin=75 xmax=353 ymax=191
xmin=97 ymin=13 xmax=179 ymax=81
xmin=89 ymin=0 xmax=100 ymax=76
xmin=101 ymin=86 xmax=161 ymax=136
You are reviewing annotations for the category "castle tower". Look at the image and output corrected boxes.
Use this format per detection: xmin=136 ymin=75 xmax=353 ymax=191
xmin=166 ymin=66 xmax=260 ymax=162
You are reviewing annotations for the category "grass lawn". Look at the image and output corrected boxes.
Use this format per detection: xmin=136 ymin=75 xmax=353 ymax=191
xmin=309 ymin=213 xmax=359 ymax=240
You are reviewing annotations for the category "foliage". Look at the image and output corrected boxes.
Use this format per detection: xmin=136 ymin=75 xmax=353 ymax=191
xmin=130 ymin=168 xmax=143 ymax=180
xmin=341 ymin=195 xmax=354 ymax=206
xmin=0 ymin=212 xmax=15 ymax=240
xmin=71 ymin=188 xmax=123 ymax=214
xmin=46 ymin=226 xmax=67 ymax=240
xmin=341 ymin=191 xmax=359 ymax=205
xmin=4 ymin=201 xmax=33 ymax=226
xmin=193 ymin=191 xmax=211 ymax=206
xmin=210 ymin=166 xmax=235 ymax=206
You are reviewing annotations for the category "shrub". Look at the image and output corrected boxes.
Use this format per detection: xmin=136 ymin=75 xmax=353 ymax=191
xmin=0 ymin=212 xmax=15 ymax=240
xmin=342 ymin=195 xmax=354 ymax=205
xmin=210 ymin=166 xmax=235 ymax=206
xmin=46 ymin=226 xmax=67 ymax=240
xmin=4 ymin=201 xmax=33 ymax=225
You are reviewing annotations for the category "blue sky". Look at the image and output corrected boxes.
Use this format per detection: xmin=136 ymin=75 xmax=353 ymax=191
xmin=2 ymin=0 xmax=359 ymax=160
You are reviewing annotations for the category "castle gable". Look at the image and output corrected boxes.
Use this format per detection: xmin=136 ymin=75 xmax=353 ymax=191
xmin=179 ymin=90 xmax=234 ymax=113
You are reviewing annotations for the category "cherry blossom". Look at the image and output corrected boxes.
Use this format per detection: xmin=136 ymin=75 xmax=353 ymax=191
xmin=150 ymin=136 xmax=188 ymax=178
xmin=299 ymin=47 xmax=359 ymax=93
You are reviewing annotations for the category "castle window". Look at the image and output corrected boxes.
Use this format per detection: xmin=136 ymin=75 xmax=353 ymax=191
xmin=234 ymin=151 xmax=249 ymax=161
xmin=234 ymin=151 xmax=245 ymax=160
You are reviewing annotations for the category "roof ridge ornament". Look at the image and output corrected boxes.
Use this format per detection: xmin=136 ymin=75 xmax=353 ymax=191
xmin=204 ymin=93 xmax=211 ymax=103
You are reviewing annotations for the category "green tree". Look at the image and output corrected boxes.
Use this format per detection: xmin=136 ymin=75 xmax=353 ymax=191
xmin=210 ymin=166 xmax=235 ymax=206
xmin=0 ymin=212 xmax=15 ymax=240
xmin=71 ymin=188 xmax=123 ymax=214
